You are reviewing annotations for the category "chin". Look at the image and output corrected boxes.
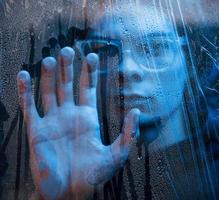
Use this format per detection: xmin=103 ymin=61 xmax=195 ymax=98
xmin=121 ymin=101 xmax=159 ymax=121
xmin=124 ymin=101 xmax=178 ymax=121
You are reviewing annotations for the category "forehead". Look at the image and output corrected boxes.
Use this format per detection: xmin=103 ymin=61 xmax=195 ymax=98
xmin=90 ymin=4 xmax=175 ymax=39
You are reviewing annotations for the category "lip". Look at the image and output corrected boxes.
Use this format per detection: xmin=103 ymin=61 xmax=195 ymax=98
xmin=112 ymin=95 xmax=153 ymax=108
xmin=119 ymin=94 xmax=153 ymax=101
xmin=112 ymin=94 xmax=154 ymax=114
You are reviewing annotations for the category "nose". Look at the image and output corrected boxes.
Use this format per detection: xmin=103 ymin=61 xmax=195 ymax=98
xmin=119 ymin=50 xmax=144 ymax=84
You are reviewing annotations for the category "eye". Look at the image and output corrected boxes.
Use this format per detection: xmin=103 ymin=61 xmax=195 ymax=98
xmin=83 ymin=44 xmax=93 ymax=55
xmin=99 ymin=44 xmax=119 ymax=57
xmin=142 ymin=43 xmax=150 ymax=54
xmin=83 ymin=41 xmax=118 ymax=57
xmin=139 ymin=42 xmax=165 ymax=57
xmin=151 ymin=41 xmax=164 ymax=57
xmin=83 ymin=43 xmax=109 ymax=56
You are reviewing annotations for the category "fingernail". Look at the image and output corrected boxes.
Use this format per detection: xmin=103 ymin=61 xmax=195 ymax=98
xmin=86 ymin=53 xmax=99 ymax=71
xmin=17 ymin=71 xmax=29 ymax=93
xmin=42 ymin=57 xmax=56 ymax=72
xmin=59 ymin=47 xmax=75 ymax=65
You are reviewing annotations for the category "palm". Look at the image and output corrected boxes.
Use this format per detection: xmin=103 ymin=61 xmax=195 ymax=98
xmin=17 ymin=47 xmax=139 ymax=199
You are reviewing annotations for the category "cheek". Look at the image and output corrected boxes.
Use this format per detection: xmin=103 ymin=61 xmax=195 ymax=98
xmin=159 ymin=70 xmax=184 ymax=96
xmin=146 ymin=66 xmax=186 ymax=114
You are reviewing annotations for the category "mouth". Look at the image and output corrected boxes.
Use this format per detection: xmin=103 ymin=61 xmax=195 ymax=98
xmin=112 ymin=94 xmax=153 ymax=112
xmin=121 ymin=95 xmax=153 ymax=104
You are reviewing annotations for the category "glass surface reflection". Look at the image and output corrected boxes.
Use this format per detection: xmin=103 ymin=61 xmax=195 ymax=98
xmin=0 ymin=0 xmax=218 ymax=199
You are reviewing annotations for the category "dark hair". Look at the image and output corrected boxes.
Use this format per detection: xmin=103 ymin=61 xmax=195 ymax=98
xmin=177 ymin=23 xmax=217 ymax=196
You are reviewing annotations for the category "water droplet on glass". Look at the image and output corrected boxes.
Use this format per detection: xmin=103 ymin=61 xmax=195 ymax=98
xmin=137 ymin=156 xmax=143 ymax=160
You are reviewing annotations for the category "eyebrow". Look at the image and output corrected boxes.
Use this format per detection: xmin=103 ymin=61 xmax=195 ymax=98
xmin=86 ymin=32 xmax=185 ymax=46
xmin=142 ymin=32 xmax=177 ymax=39
xmin=85 ymin=36 xmax=122 ymax=44
xmin=87 ymin=35 xmax=117 ymax=40
xmin=89 ymin=31 xmax=177 ymax=40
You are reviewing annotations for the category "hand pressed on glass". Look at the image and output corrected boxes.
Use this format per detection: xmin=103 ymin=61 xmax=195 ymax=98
xmin=17 ymin=47 xmax=140 ymax=199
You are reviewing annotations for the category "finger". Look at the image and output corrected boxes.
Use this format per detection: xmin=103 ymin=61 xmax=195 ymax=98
xmin=17 ymin=70 xmax=39 ymax=125
xmin=79 ymin=53 xmax=98 ymax=107
xmin=109 ymin=108 xmax=140 ymax=168
xmin=57 ymin=47 xmax=75 ymax=105
xmin=41 ymin=57 xmax=57 ymax=115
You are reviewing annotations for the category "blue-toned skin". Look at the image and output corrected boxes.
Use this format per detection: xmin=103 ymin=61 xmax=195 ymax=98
xmin=17 ymin=2 xmax=189 ymax=200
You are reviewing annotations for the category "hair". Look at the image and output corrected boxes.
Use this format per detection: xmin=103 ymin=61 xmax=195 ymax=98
xmin=172 ymin=16 xmax=216 ymax=198
xmin=8 ymin=1 xmax=216 ymax=199
xmin=94 ymin=1 xmax=216 ymax=198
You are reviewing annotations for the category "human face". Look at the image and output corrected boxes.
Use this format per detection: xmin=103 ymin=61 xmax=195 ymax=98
xmin=78 ymin=4 xmax=186 ymax=122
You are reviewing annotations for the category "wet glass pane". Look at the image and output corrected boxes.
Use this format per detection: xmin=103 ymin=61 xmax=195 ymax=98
xmin=0 ymin=0 xmax=219 ymax=199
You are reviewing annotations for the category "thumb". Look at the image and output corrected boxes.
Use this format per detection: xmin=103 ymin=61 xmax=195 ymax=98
xmin=87 ymin=109 xmax=140 ymax=185
xmin=110 ymin=108 xmax=140 ymax=168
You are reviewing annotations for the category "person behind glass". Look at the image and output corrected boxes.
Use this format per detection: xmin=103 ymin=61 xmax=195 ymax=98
xmin=16 ymin=1 xmax=214 ymax=200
